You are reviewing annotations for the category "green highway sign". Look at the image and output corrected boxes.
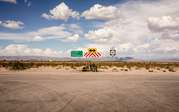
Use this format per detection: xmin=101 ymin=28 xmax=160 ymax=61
xmin=71 ymin=50 xmax=83 ymax=57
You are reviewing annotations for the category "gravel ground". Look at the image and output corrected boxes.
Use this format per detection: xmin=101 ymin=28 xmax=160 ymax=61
xmin=0 ymin=72 xmax=179 ymax=112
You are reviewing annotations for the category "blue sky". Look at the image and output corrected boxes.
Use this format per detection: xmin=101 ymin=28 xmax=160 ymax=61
xmin=0 ymin=0 xmax=121 ymax=31
xmin=0 ymin=0 xmax=179 ymax=59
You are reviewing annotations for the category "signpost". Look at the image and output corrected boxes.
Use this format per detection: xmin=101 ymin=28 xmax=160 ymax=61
xmin=71 ymin=50 xmax=83 ymax=57
xmin=84 ymin=48 xmax=101 ymax=58
xmin=110 ymin=47 xmax=116 ymax=57
xmin=83 ymin=48 xmax=101 ymax=72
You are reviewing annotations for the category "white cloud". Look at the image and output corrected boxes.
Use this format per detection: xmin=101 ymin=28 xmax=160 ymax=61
xmin=148 ymin=16 xmax=179 ymax=40
xmin=32 ymin=36 xmax=44 ymax=41
xmin=0 ymin=0 xmax=16 ymax=4
xmin=147 ymin=16 xmax=179 ymax=32
xmin=85 ymin=27 xmax=117 ymax=43
xmin=42 ymin=2 xmax=79 ymax=21
xmin=0 ymin=24 xmax=82 ymax=42
xmin=0 ymin=20 xmax=24 ymax=30
xmin=65 ymin=34 xmax=80 ymax=42
xmin=82 ymin=4 xmax=120 ymax=20
xmin=0 ymin=44 xmax=62 ymax=57
xmin=83 ymin=0 xmax=179 ymax=57
xmin=147 ymin=16 xmax=179 ymax=40
xmin=61 ymin=24 xmax=83 ymax=34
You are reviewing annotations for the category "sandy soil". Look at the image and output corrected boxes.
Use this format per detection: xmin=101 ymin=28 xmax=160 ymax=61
xmin=0 ymin=72 xmax=179 ymax=112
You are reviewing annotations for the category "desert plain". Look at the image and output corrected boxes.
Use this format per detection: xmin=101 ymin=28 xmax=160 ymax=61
xmin=0 ymin=61 xmax=179 ymax=112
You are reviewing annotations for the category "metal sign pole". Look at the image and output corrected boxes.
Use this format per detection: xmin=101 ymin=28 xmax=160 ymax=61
xmin=84 ymin=48 xmax=101 ymax=72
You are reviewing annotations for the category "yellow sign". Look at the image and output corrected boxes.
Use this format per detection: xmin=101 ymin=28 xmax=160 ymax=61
xmin=88 ymin=48 xmax=97 ymax=53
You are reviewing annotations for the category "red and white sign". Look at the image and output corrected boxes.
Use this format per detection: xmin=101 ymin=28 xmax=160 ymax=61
xmin=84 ymin=48 xmax=101 ymax=58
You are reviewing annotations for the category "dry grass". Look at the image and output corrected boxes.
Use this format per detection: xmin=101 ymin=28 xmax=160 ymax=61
xmin=0 ymin=61 xmax=178 ymax=72
xmin=112 ymin=67 xmax=118 ymax=72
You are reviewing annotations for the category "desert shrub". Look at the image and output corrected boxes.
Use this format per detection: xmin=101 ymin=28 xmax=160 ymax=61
xmin=82 ymin=66 xmax=88 ymax=72
xmin=0 ymin=61 xmax=178 ymax=71
xmin=126 ymin=65 xmax=132 ymax=70
xmin=71 ymin=65 xmax=76 ymax=69
xmin=148 ymin=70 xmax=154 ymax=72
xmin=145 ymin=66 xmax=150 ymax=70
xmin=124 ymin=68 xmax=128 ymax=71
xmin=165 ymin=66 xmax=170 ymax=69
xmin=112 ymin=68 xmax=118 ymax=72
xmin=100 ymin=66 xmax=108 ymax=69
xmin=135 ymin=67 xmax=140 ymax=70
xmin=168 ymin=67 xmax=175 ymax=72
xmin=65 ymin=67 xmax=70 ymax=70
xmin=56 ymin=65 xmax=62 ymax=69
xmin=7 ymin=61 xmax=32 ymax=70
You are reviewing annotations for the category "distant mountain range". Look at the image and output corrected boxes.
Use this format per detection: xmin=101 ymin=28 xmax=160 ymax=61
xmin=0 ymin=56 xmax=134 ymax=61
xmin=0 ymin=56 xmax=179 ymax=62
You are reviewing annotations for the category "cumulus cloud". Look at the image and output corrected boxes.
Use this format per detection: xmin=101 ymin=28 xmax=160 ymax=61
xmin=147 ymin=16 xmax=179 ymax=32
xmin=0 ymin=0 xmax=16 ymax=4
xmin=0 ymin=24 xmax=82 ymax=42
xmin=61 ymin=24 xmax=83 ymax=34
xmin=147 ymin=16 xmax=179 ymax=40
xmin=82 ymin=4 xmax=120 ymax=20
xmin=42 ymin=2 xmax=79 ymax=21
xmin=85 ymin=27 xmax=117 ymax=43
xmin=83 ymin=0 xmax=179 ymax=57
xmin=0 ymin=44 xmax=62 ymax=57
xmin=65 ymin=34 xmax=80 ymax=42
xmin=0 ymin=20 xmax=24 ymax=30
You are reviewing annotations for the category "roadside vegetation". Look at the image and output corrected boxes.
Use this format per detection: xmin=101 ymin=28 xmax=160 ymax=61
xmin=0 ymin=60 xmax=178 ymax=72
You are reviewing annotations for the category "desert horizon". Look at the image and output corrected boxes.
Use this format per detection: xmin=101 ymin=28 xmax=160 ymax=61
xmin=1 ymin=0 xmax=179 ymax=111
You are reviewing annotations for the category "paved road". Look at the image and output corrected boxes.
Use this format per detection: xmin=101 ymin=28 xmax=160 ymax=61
xmin=0 ymin=73 xmax=179 ymax=112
